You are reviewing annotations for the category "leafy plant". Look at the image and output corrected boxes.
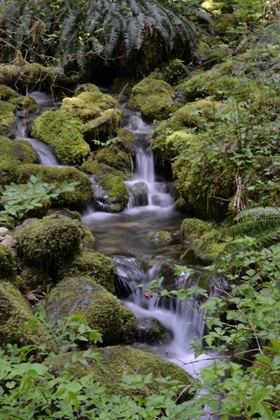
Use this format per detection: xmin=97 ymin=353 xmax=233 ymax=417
xmin=0 ymin=171 xmax=79 ymax=224
xmin=0 ymin=306 xmax=204 ymax=419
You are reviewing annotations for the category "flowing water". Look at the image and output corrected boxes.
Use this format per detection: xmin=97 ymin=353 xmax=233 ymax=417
xmin=15 ymin=94 xmax=217 ymax=418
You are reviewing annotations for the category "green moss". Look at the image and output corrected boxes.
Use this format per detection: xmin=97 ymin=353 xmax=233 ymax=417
xmin=82 ymin=108 xmax=123 ymax=142
xmin=0 ymin=62 xmax=55 ymax=91
xmin=96 ymin=174 xmax=130 ymax=213
xmin=81 ymin=160 xmax=124 ymax=178
xmin=18 ymin=164 xmax=93 ymax=209
xmin=61 ymin=87 xmax=117 ymax=122
xmin=45 ymin=276 xmax=122 ymax=346
xmin=95 ymin=144 xmax=132 ymax=174
xmin=146 ymin=230 xmax=172 ymax=243
xmin=178 ymin=71 xmax=258 ymax=102
xmin=170 ymin=99 xmax=232 ymax=131
xmin=0 ymin=85 xmax=17 ymax=101
xmin=58 ymin=251 xmax=115 ymax=294
xmin=14 ymin=215 xmax=82 ymax=276
xmin=9 ymin=95 xmax=41 ymax=114
xmin=161 ymin=59 xmax=189 ymax=85
xmin=116 ymin=129 xmax=135 ymax=153
xmin=0 ymin=137 xmax=38 ymax=185
xmin=119 ymin=305 xmax=139 ymax=344
xmin=0 ymin=244 xmax=16 ymax=281
xmin=0 ymin=281 xmax=48 ymax=348
xmin=180 ymin=218 xmax=225 ymax=262
xmin=31 ymin=109 xmax=90 ymax=165
xmin=47 ymin=345 xmax=192 ymax=400
xmin=0 ymin=100 xmax=15 ymax=136
xmin=127 ymin=78 xmax=181 ymax=122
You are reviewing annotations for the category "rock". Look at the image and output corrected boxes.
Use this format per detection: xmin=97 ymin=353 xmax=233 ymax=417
xmin=46 ymin=345 xmax=192 ymax=401
xmin=146 ymin=230 xmax=172 ymax=243
xmin=45 ymin=276 xmax=123 ymax=346
xmin=0 ymin=244 xmax=16 ymax=280
xmin=91 ymin=174 xmax=129 ymax=213
xmin=0 ymin=234 xmax=16 ymax=248
xmin=0 ymin=227 xmax=8 ymax=235
xmin=130 ymin=181 xmax=148 ymax=206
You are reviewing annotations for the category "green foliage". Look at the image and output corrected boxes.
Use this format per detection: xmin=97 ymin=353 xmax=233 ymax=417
xmin=0 ymin=171 xmax=79 ymax=224
xmin=0 ymin=307 xmax=202 ymax=419
xmin=0 ymin=0 xmax=199 ymax=72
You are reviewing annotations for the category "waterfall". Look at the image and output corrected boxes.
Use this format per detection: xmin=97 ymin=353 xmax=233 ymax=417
xmin=15 ymin=91 xmax=60 ymax=167
xmin=122 ymin=114 xmax=174 ymax=211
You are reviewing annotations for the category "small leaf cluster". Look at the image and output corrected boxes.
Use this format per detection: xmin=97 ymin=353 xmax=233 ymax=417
xmin=0 ymin=171 xmax=79 ymax=224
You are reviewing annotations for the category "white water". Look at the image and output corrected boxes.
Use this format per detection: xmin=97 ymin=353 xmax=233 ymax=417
xmin=15 ymin=92 xmax=60 ymax=166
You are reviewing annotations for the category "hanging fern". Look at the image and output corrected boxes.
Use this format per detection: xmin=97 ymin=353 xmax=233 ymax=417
xmin=0 ymin=0 xmax=213 ymax=74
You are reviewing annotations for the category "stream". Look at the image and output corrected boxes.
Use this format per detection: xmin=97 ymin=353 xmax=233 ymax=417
xmin=16 ymin=92 xmax=218 ymax=419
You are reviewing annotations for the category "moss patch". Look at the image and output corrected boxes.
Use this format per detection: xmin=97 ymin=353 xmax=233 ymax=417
xmin=0 ymin=137 xmax=38 ymax=185
xmin=58 ymin=251 xmax=115 ymax=294
xmin=47 ymin=345 xmax=192 ymax=400
xmin=146 ymin=230 xmax=172 ymax=243
xmin=45 ymin=276 xmax=122 ymax=346
xmin=18 ymin=164 xmax=93 ymax=209
xmin=14 ymin=215 xmax=82 ymax=276
xmin=180 ymin=218 xmax=225 ymax=262
xmin=32 ymin=109 xmax=90 ymax=165
xmin=94 ymin=174 xmax=130 ymax=213
xmin=0 ymin=244 xmax=16 ymax=281
xmin=95 ymin=144 xmax=132 ymax=175
xmin=127 ymin=78 xmax=181 ymax=122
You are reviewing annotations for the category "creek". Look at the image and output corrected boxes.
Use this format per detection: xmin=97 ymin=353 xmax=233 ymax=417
xmin=16 ymin=91 xmax=218 ymax=419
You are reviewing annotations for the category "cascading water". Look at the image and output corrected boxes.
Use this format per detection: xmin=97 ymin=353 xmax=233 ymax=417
xmin=15 ymin=92 xmax=60 ymax=167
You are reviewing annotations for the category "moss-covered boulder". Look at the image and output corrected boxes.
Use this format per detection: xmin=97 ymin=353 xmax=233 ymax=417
xmin=0 ymin=100 xmax=15 ymax=137
xmin=127 ymin=78 xmax=182 ymax=122
xmin=138 ymin=318 xmax=170 ymax=344
xmin=82 ymin=108 xmax=123 ymax=142
xmin=18 ymin=164 xmax=93 ymax=209
xmin=177 ymin=71 xmax=258 ymax=102
xmin=146 ymin=230 xmax=173 ymax=243
xmin=47 ymin=345 xmax=192 ymax=400
xmin=14 ymin=215 xmax=82 ymax=276
xmin=62 ymin=85 xmax=117 ymax=121
xmin=32 ymin=109 xmax=90 ymax=165
xmin=58 ymin=251 xmax=115 ymax=294
xmin=0 ymin=244 xmax=16 ymax=281
xmin=0 ymin=137 xmax=39 ymax=185
xmin=9 ymin=95 xmax=41 ymax=115
xmin=81 ymin=160 xmax=124 ymax=178
xmin=0 ymin=85 xmax=17 ymax=101
xmin=0 ymin=281 xmax=48 ymax=347
xmin=95 ymin=144 xmax=132 ymax=175
xmin=180 ymin=218 xmax=225 ymax=262
xmin=45 ymin=276 xmax=123 ymax=346
xmin=92 ymin=174 xmax=129 ymax=213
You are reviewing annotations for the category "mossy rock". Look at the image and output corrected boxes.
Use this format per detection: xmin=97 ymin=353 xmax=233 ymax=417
xmin=0 ymin=61 xmax=57 ymax=91
xmin=169 ymin=99 xmax=232 ymax=131
xmin=161 ymin=59 xmax=189 ymax=85
xmin=127 ymin=78 xmax=181 ymax=122
xmin=45 ymin=276 xmax=123 ymax=346
xmin=146 ymin=230 xmax=172 ymax=243
xmin=9 ymin=95 xmax=41 ymax=114
xmin=58 ymin=251 xmax=115 ymax=294
xmin=0 ymin=85 xmax=17 ymax=101
xmin=152 ymin=129 xmax=201 ymax=163
xmin=82 ymin=108 xmax=123 ymax=142
xmin=61 ymin=87 xmax=117 ymax=122
xmin=138 ymin=318 xmax=170 ymax=344
xmin=178 ymin=71 xmax=258 ymax=102
xmin=115 ymin=129 xmax=135 ymax=153
xmin=81 ymin=160 xmax=124 ymax=178
xmin=109 ymin=76 xmax=136 ymax=94
xmin=95 ymin=144 xmax=132 ymax=175
xmin=0 ymin=281 xmax=48 ymax=348
xmin=18 ymin=164 xmax=93 ymax=209
xmin=14 ymin=215 xmax=82 ymax=276
xmin=119 ymin=305 xmax=139 ymax=344
xmin=0 ymin=244 xmax=17 ymax=281
xmin=0 ymin=100 xmax=15 ymax=137
xmin=180 ymin=218 xmax=225 ymax=262
xmin=0 ymin=137 xmax=39 ymax=185
xmin=47 ymin=345 xmax=192 ymax=400
xmin=93 ymin=174 xmax=129 ymax=213
xmin=32 ymin=109 xmax=90 ymax=165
